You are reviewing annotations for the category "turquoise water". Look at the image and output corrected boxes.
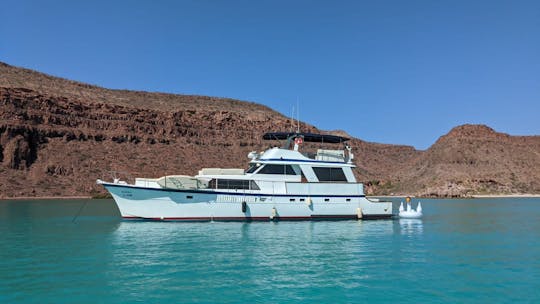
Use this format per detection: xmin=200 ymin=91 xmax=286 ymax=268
xmin=1 ymin=198 xmax=539 ymax=303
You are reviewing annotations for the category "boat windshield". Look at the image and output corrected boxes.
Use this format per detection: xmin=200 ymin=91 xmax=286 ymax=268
xmin=245 ymin=163 xmax=261 ymax=174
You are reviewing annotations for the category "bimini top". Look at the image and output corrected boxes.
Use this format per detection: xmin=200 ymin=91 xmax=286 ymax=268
xmin=262 ymin=132 xmax=349 ymax=143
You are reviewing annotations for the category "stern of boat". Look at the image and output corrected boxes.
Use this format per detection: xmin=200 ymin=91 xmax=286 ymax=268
xmin=359 ymin=197 xmax=393 ymax=219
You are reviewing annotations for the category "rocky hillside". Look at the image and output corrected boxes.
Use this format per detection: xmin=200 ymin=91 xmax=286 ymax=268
xmin=391 ymin=125 xmax=540 ymax=196
xmin=0 ymin=62 xmax=538 ymax=197
xmin=0 ymin=62 xmax=417 ymax=198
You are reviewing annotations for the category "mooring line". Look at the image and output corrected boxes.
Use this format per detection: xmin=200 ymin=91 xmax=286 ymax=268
xmin=72 ymin=200 xmax=88 ymax=223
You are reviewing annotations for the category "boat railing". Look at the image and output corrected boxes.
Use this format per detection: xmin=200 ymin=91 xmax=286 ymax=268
xmin=102 ymin=171 xmax=135 ymax=185
xmin=115 ymin=174 xmax=364 ymax=197
xmin=190 ymin=179 xmax=364 ymax=197
xmin=134 ymin=178 xmax=160 ymax=188
xmin=301 ymin=152 xmax=317 ymax=159
xmin=156 ymin=177 xmax=278 ymax=192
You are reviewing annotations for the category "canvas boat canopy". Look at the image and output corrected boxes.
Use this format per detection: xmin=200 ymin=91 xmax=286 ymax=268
xmin=262 ymin=132 xmax=349 ymax=144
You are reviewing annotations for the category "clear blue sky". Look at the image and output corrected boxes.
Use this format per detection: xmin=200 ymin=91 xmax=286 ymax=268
xmin=1 ymin=0 xmax=539 ymax=149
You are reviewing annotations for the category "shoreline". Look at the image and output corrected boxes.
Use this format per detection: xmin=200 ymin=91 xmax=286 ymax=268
xmin=0 ymin=196 xmax=93 ymax=200
xmin=470 ymin=194 xmax=540 ymax=198
xmin=370 ymin=194 xmax=540 ymax=199
xmin=1 ymin=194 xmax=539 ymax=201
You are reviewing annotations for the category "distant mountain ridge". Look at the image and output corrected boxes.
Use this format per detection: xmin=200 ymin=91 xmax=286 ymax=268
xmin=1 ymin=62 xmax=538 ymax=197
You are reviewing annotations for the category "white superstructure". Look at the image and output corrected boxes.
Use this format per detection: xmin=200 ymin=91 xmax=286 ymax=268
xmin=97 ymin=132 xmax=392 ymax=221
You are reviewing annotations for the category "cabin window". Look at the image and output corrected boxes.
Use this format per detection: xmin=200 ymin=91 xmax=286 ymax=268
xmin=249 ymin=181 xmax=260 ymax=190
xmin=209 ymin=179 xmax=260 ymax=190
xmin=257 ymin=164 xmax=297 ymax=175
xmin=312 ymin=167 xmax=348 ymax=182
xmin=246 ymin=163 xmax=260 ymax=173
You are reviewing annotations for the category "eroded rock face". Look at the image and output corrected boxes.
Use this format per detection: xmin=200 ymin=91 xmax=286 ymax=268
xmin=3 ymin=135 xmax=29 ymax=169
xmin=1 ymin=130 xmax=40 ymax=169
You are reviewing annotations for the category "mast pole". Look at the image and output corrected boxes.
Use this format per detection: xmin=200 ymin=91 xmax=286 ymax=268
xmin=296 ymin=97 xmax=300 ymax=133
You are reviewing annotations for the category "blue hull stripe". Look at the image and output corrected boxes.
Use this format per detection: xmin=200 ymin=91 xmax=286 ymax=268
xmin=259 ymin=158 xmax=352 ymax=165
xmin=103 ymin=183 xmax=366 ymax=198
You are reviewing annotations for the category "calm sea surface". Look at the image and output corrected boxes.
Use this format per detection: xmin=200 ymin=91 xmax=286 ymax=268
xmin=1 ymin=198 xmax=539 ymax=303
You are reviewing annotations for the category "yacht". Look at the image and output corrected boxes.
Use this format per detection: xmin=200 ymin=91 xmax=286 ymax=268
xmin=97 ymin=132 xmax=393 ymax=221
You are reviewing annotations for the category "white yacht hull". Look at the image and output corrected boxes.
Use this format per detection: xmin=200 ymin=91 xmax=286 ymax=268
xmin=103 ymin=183 xmax=392 ymax=221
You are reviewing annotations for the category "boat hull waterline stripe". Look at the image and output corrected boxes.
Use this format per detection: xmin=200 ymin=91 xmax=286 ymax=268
xmin=122 ymin=215 xmax=391 ymax=221
xmin=258 ymin=158 xmax=352 ymax=165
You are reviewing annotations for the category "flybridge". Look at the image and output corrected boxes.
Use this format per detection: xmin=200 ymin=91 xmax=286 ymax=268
xmin=260 ymin=132 xmax=354 ymax=163
xmin=262 ymin=132 xmax=350 ymax=144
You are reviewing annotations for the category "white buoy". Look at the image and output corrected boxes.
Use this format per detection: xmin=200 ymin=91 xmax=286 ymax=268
xmin=399 ymin=202 xmax=423 ymax=219
xmin=306 ymin=197 xmax=312 ymax=206
xmin=399 ymin=196 xmax=423 ymax=219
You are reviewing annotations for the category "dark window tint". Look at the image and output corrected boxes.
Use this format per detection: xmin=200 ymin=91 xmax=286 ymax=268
xmin=258 ymin=164 xmax=297 ymax=175
xmin=209 ymin=179 xmax=260 ymax=190
xmin=249 ymin=181 xmax=260 ymax=190
xmin=312 ymin=167 xmax=348 ymax=182
xmin=246 ymin=164 xmax=260 ymax=173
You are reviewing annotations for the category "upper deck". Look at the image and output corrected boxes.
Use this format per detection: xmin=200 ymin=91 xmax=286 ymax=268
xmin=131 ymin=132 xmax=359 ymax=191
xmin=253 ymin=147 xmax=353 ymax=166
xmin=254 ymin=132 xmax=354 ymax=165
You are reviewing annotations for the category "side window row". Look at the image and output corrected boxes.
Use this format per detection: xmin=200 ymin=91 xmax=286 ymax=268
xmin=247 ymin=164 xmax=349 ymax=182
xmin=257 ymin=164 xmax=297 ymax=175
xmin=312 ymin=167 xmax=347 ymax=182
xmin=209 ymin=179 xmax=260 ymax=190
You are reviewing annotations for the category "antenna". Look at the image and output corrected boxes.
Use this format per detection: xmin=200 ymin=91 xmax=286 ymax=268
xmin=290 ymin=105 xmax=295 ymax=132
xmin=296 ymin=97 xmax=300 ymax=133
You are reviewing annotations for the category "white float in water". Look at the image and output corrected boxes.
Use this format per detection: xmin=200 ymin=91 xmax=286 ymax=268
xmin=399 ymin=197 xmax=423 ymax=219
